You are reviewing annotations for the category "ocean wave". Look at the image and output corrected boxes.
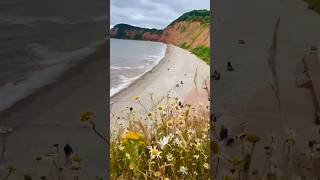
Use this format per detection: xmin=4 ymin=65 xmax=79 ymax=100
xmin=110 ymin=65 xmax=146 ymax=70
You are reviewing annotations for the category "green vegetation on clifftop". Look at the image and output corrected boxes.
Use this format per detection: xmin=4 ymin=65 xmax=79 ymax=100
xmin=169 ymin=9 xmax=210 ymax=27
xmin=179 ymin=43 xmax=210 ymax=65
xmin=191 ymin=46 xmax=210 ymax=65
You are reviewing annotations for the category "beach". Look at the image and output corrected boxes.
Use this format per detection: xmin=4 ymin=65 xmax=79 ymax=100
xmin=0 ymin=43 xmax=108 ymax=179
xmin=110 ymin=44 xmax=210 ymax=130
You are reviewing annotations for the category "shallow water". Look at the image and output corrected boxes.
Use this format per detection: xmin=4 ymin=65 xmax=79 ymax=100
xmin=110 ymin=38 xmax=166 ymax=97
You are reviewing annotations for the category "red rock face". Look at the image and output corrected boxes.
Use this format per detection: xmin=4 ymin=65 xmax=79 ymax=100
xmin=110 ymin=21 xmax=210 ymax=48
xmin=142 ymin=32 xmax=162 ymax=41
xmin=161 ymin=21 xmax=210 ymax=48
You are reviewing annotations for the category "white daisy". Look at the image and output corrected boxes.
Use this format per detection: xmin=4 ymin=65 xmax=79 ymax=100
xmin=125 ymin=153 xmax=131 ymax=160
xmin=204 ymin=163 xmax=209 ymax=170
xmin=193 ymin=154 xmax=200 ymax=160
xmin=148 ymin=146 xmax=162 ymax=159
xmin=166 ymin=153 xmax=174 ymax=161
xmin=159 ymin=136 xmax=170 ymax=149
xmin=174 ymin=137 xmax=182 ymax=146
xmin=179 ymin=166 xmax=188 ymax=175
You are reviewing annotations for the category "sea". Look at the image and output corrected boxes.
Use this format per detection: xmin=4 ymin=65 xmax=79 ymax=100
xmin=0 ymin=0 xmax=106 ymax=112
xmin=110 ymin=38 xmax=167 ymax=97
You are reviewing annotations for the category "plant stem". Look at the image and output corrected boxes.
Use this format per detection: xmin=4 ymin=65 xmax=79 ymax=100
xmin=0 ymin=135 xmax=7 ymax=165
xmin=90 ymin=120 xmax=109 ymax=145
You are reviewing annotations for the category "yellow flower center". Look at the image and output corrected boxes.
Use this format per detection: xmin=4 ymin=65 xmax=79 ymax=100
xmin=151 ymin=149 xmax=158 ymax=156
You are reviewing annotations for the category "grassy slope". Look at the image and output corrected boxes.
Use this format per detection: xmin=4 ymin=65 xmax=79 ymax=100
xmin=180 ymin=43 xmax=210 ymax=65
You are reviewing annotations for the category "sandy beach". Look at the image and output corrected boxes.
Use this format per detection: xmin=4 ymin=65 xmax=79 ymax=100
xmin=110 ymin=44 xmax=210 ymax=130
xmin=0 ymin=43 xmax=108 ymax=179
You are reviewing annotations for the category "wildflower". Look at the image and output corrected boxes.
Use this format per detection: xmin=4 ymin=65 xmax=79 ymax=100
xmin=166 ymin=153 xmax=174 ymax=161
xmin=246 ymin=133 xmax=260 ymax=143
xmin=194 ymin=172 xmax=198 ymax=176
xmin=5 ymin=166 xmax=15 ymax=173
xmin=195 ymin=138 xmax=201 ymax=143
xmin=159 ymin=136 xmax=170 ymax=149
xmin=193 ymin=155 xmax=199 ymax=159
xmin=203 ymin=163 xmax=209 ymax=170
xmin=125 ymin=153 xmax=131 ymax=160
xmin=285 ymin=129 xmax=297 ymax=145
xmin=203 ymin=133 xmax=207 ymax=139
xmin=147 ymin=112 xmax=153 ymax=117
xmin=194 ymin=141 xmax=202 ymax=151
xmin=168 ymin=133 xmax=174 ymax=139
xmin=164 ymin=178 xmax=169 ymax=180
xmin=149 ymin=146 xmax=162 ymax=159
xmin=133 ymin=96 xmax=140 ymax=101
xmin=230 ymin=157 xmax=242 ymax=167
xmin=119 ymin=145 xmax=124 ymax=151
xmin=154 ymin=171 xmax=161 ymax=177
xmin=285 ymin=129 xmax=297 ymax=139
xmin=80 ymin=112 xmax=93 ymax=122
xmin=204 ymin=155 xmax=208 ymax=160
xmin=174 ymin=137 xmax=182 ymax=146
xmin=179 ymin=166 xmax=188 ymax=175
xmin=187 ymin=129 xmax=196 ymax=137
xmin=122 ymin=131 xmax=144 ymax=142
xmin=158 ymin=105 xmax=165 ymax=111
xmin=167 ymin=121 xmax=173 ymax=127
xmin=177 ymin=119 xmax=185 ymax=126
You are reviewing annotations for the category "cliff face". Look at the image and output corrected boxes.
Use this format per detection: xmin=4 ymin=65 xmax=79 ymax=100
xmin=110 ymin=10 xmax=210 ymax=49
xmin=160 ymin=21 xmax=210 ymax=48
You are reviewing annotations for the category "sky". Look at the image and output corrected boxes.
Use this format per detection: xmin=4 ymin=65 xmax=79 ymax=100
xmin=110 ymin=0 xmax=210 ymax=29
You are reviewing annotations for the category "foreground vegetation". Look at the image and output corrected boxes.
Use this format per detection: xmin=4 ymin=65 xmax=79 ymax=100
xmin=304 ymin=0 xmax=320 ymax=13
xmin=110 ymin=96 xmax=210 ymax=179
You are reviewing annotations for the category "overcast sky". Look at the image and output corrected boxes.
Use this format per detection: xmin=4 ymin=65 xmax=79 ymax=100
xmin=110 ymin=0 xmax=210 ymax=29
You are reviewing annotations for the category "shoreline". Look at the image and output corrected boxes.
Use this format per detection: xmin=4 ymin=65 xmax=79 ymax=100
xmin=110 ymin=44 xmax=169 ymax=101
xmin=110 ymin=44 xmax=210 ymax=130
xmin=110 ymin=42 xmax=167 ymax=98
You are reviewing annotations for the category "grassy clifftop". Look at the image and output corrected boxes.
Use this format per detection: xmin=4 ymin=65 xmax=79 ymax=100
xmin=169 ymin=9 xmax=210 ymax=27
